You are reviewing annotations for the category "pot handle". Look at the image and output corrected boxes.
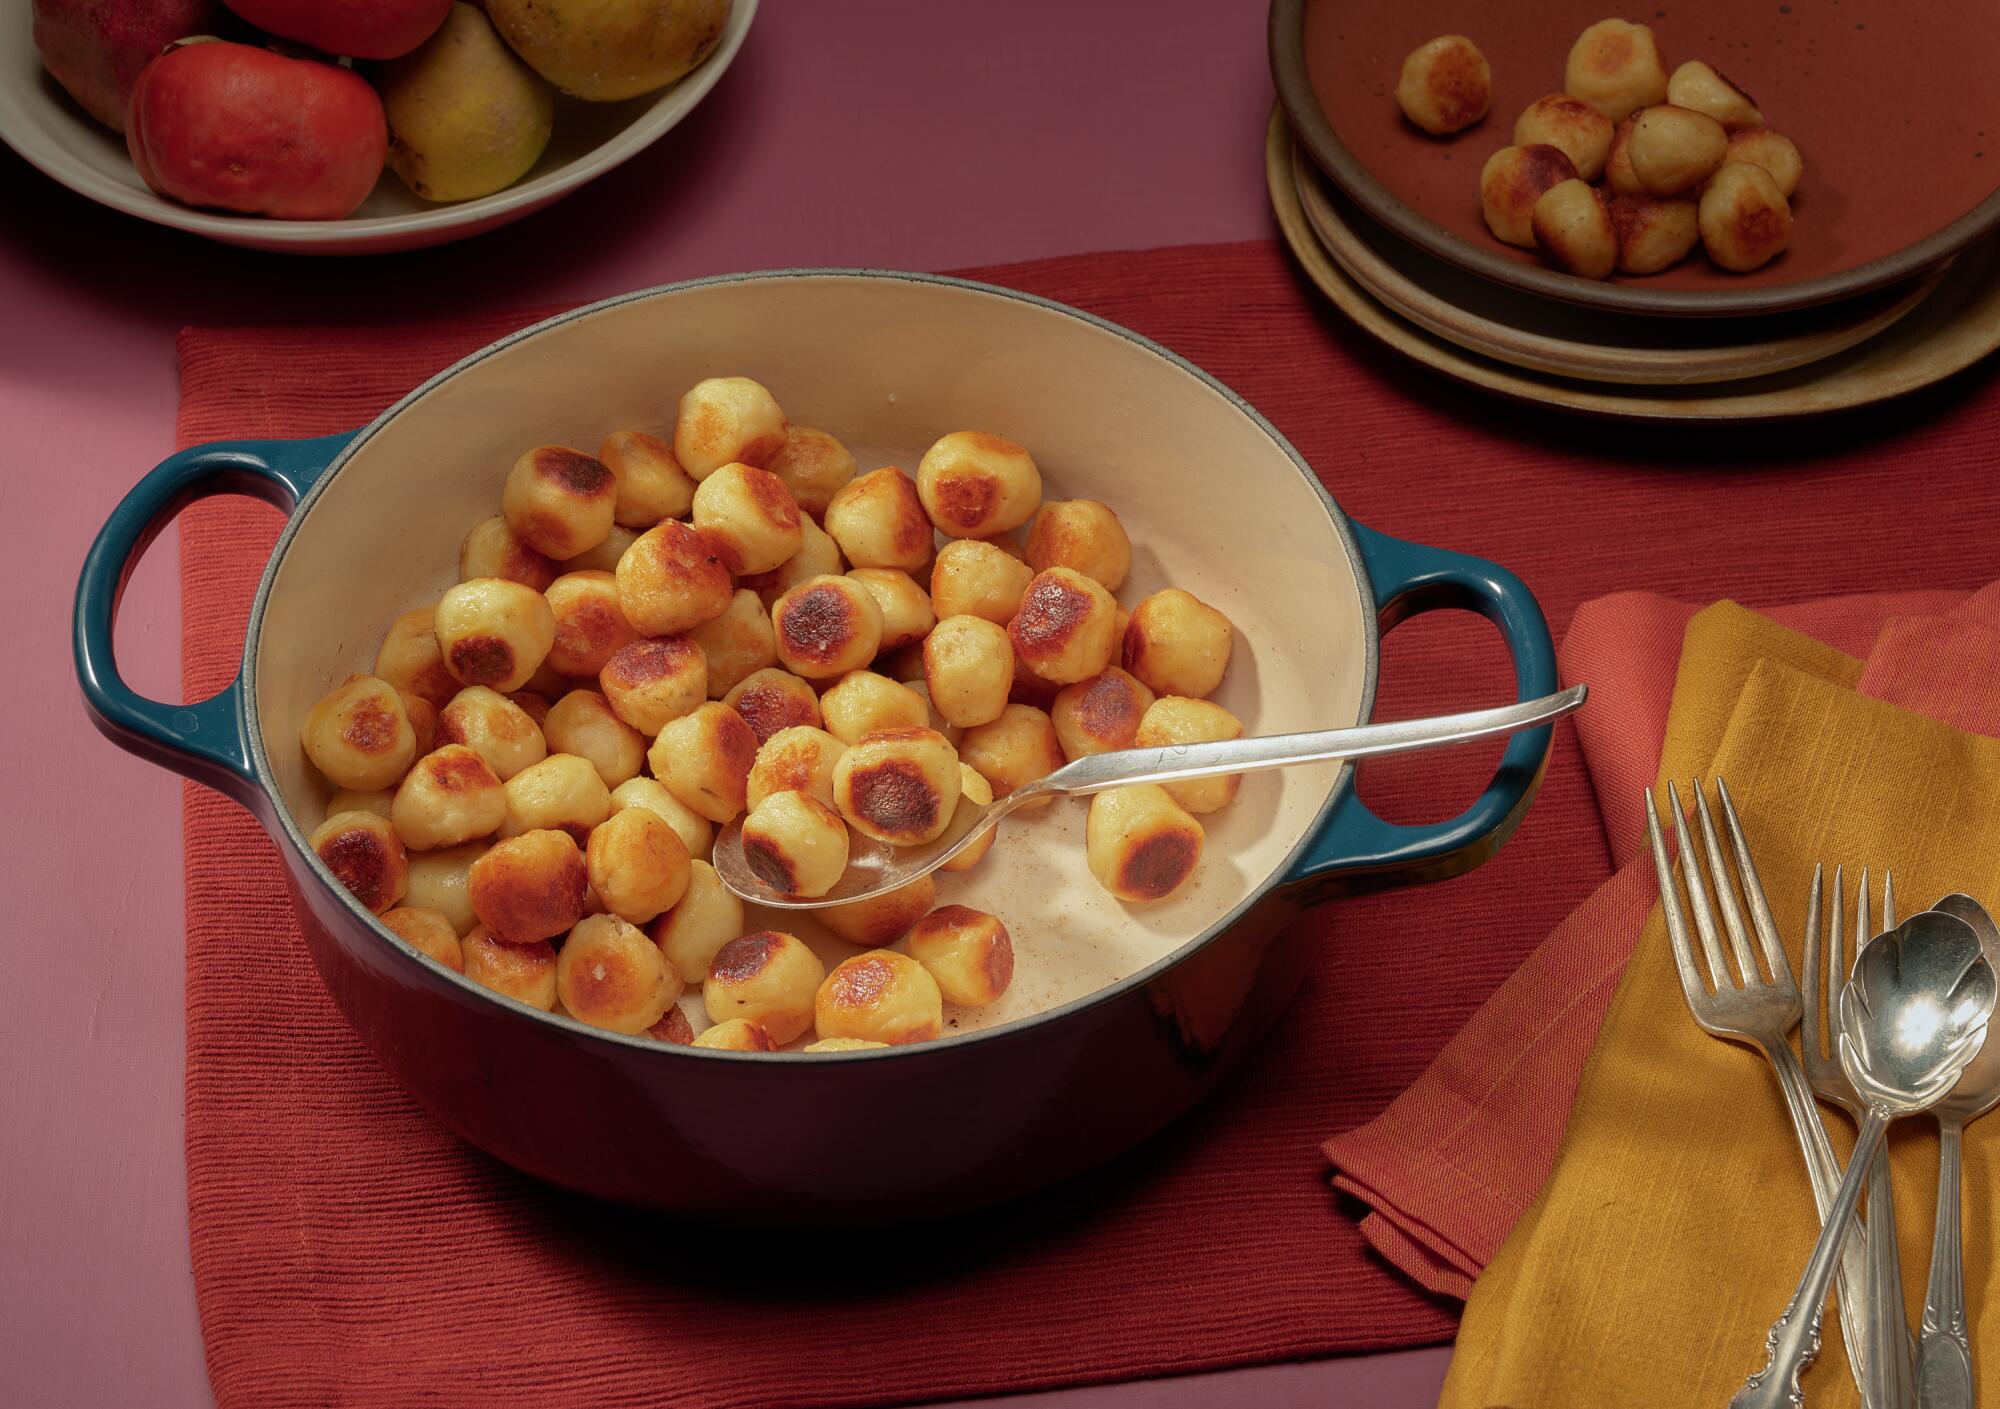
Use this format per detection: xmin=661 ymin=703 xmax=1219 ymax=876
xmin=1283 ymin=520 xmax=1560 ymax=902
xmin=73 ymin=433 xmax=353 ymax=806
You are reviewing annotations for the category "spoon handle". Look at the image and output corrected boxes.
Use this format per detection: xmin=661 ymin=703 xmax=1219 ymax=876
xmin=1733 ymin=1111 xmax=1890 ymax=1409
xmin=1024 ymin=685 xmax=1586 ymax=800
xmin=1918 ymin=1117 xmax=1973 ymax=1409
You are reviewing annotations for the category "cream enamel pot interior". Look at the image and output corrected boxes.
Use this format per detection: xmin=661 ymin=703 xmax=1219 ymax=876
xmin=75 ymin=271 xmax=1560 ymax=1218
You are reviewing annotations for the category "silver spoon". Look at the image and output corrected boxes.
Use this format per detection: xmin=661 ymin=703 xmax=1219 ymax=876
xmin=713 ymin=684 xmax=1587 ymax=907
xmin=1917 ymin=893 xmax=2000 ymax=1409
xmin=1733 ymin=910 xmax=1996 ymax=1409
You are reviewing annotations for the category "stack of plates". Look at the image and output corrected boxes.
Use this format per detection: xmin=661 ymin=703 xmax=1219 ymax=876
xmin=1266 ymin=0 xmax=2000 ymax=420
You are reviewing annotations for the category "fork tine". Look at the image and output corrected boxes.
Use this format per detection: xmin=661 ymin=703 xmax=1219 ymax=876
xmin=1690 ymin=779 xmax=1762 ymax=984
xmin=1857 ymin=867 xmax=1872 ymax=957
xmin=1714 ymin=777 xmax=1794 ymax=986
xmin=1668 ymin=781 xmax=1735 ymax=987
xmin=1883 ymin=870 xmax=1896 ymax=931
xmin=1803 ymin=864 xmax=1826 ymax=1060
xmin=1646 ymin=789 xmax=1711 ymax=1002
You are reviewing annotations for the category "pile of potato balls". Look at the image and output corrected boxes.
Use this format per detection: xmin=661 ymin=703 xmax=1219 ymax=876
xmin=1395 ymin=19 xmax=1801 ymax=278
xmin=297 ymin=376 xmax=1243 ymax=1050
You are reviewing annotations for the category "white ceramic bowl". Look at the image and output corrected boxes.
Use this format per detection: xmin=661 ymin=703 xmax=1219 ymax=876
xmin=0 ymin=0 xmax=756 ymax=254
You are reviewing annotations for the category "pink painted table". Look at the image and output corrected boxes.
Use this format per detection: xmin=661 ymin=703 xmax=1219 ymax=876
xmin=0 ymin=3 xmax=1451 ymax=1403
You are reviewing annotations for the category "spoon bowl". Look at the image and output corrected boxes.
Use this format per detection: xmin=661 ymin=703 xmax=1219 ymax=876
xmin=1839 ymin=911 xmax=1998 ymax=1113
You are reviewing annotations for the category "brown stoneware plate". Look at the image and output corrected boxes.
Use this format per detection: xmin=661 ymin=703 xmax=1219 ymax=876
xmin=1266 ymin=109 xmax=2000 ymax=419
xmin=1270 ymin=0 xmax=2000 ymax=316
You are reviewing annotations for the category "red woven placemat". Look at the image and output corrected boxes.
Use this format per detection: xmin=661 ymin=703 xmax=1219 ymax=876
xmin=178 ymin=238 xmax=2000 ymax=1408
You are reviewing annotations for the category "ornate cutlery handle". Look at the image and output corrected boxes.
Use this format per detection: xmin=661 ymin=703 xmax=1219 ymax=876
xmin=1919 ymin=1118 xmax=1974 ymax=1409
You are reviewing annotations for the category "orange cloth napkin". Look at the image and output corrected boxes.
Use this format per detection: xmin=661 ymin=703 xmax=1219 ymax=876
xmin=1440 ymin=591 xmax=2000 ymax=1407
xmin=1326 ymin=584 xmax=1995 ymax=1299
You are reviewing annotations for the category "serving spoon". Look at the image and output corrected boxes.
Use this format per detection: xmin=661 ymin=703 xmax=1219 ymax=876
xmin=1732 ymin=910 xmax=1996 ymax=1409
xmin=714 ymin=684 xmax=1586 ymax=907
xmin=1917 ymin=893 xmax=2000 ymax=1409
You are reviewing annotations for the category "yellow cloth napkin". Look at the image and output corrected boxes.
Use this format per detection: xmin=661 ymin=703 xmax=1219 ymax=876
xmin=1443 ymin=603 xmax=2000 ymax=1408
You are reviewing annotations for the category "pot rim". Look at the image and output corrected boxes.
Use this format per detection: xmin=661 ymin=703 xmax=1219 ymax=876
xmin=244 ymin=267 xmax=1380 ymax=1060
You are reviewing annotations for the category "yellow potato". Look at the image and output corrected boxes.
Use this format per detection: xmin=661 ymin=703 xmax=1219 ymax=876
xmin=814 ymin=951 xmax=943 ymax=1045
xmin=1563 ymin=18 xmax=1668 ymax=124
xmin=485 ymin=0 xmax=732 ymax=103
xmin=703 ymin=931 xmax=824 ymax=1044
xmin=906 ymin=905 xmax=1013 ymax=1006
xmin=598 ymin=429 xmax=696 ymax=526
xmin=1532 ymin=179 xmax=1617 ymax=280
xmin=1394 ymin=34 xmax=1491 ymax=135
xmin=1085 ymin=785 xmax=1203 ymax=903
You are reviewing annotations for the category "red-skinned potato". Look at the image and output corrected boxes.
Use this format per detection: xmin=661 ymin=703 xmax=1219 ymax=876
xmin=32 ymin=0 xmax=230 ymax=132
xmin=216 ymin=0 xmax=453 ymax=60
xmin=126 ymin=41 xmax=386 ymax=220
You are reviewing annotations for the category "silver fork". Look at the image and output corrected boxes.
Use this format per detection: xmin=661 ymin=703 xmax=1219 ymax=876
xmin=1644 ymin=778 xmax=1872 ymax=1400
xmin=1803 ymin=864 xmax=1917 ymax=1409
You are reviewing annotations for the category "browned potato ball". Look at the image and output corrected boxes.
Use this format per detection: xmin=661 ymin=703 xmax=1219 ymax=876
xmin=434 ymin=579 xmax=557 ymax=693
xmin=902 ymin=678 xmax=965 ymax=749
xmin=459 ymin=515 xmax=558 ymax=592
xmin=823 ymin=466 xmax=934 ymax=573
xmin=802 ymin=1037 xmax=888 ymax=1052
xmin=1393 ymin=34 xmax=1491 ymax=136
xmin=832 ymin=727 xmax=963 ymax=845
xmin=1051 ymin=668 xmax=1156 ymax=761
xmin=400 ymin=693 xmax=439 ymax=756
xmin=1024 ymin=499 xmax=1132 ymax=592
xmin=1607 ymin=193 xmax=1700 ymax=273
xmin=1604 ymin=116 xmax=1641 ymax=194
xmin=613 ymin=520 xmax=733 ymax=636
xmin=647 ymin=701 xmax=758 ymax=822
xmin=724 ymin=667 xmax=822 ymax=743
xmin=506 ymin=690 xmax=552 ymax=727
xmin=1479 ymin=143 xmax=1580 ymax=248
xmin=814 ymin=950 xmax=943 ymax=1045
xmin=586 ymin=807 xmax=693 ymax=923
xmin=599 ymin=636 xmax=708 ymax=736
xmin=1726 ymin=128 xmax=1802 ymax=199
xmin=674 ymin=376 xmax=788 ymax=480
xmin=1628 ymin=104 xmax=1727 ymax=196
xmin=608 ymin=776 xmax=713 ymax=858
xmin=438 ymin=685 xmax=547 ymax=781
xmin=817 ymin=874 xmax=934 ymax=947
xmin=1085 ymin=785 xmax=1204 ymax=902
xmin=379 ymin=906 xmax=463 ymax=972
xmin=375 ymin=607 xmax=459 ymax=709
xmin=923 ymin=615 xmax=1015 ymax=728
xmin=746 ymin=725 xmax=846 ymax=813
xmin=560 ymin=524 xmax=641 ymax=575
xmin=703 ymin=931 xmax=824 ymax=1044
xmin=1532 ymin=179 xmax=1618 ymax=280
xmin=692 ymin=1019 xmax=779 ymax=1051
xmin=327 ymin=787 xmax=394 ymax=820
xmin=647 ymin=858 xmax=742 ymax=981
xmin=739 ymin=791 xmax=850 ymax=897
xmin=1008 ymin=567 xmax=1120 ymax=684
xmin=687 ymin=589 xmax=777 ymax=698
xmin=501 ymin=445 xmax=617 ymax=561
xmin=543 ymin=571 xmax=638 ymax=678
xmin=311 ymin=809 xmax=408 ymax=913
xmin=821 ymin=670 xmax=929 ymax=744
xmin=598 ymin=429 xmax=697 ymax=526
xmin=468 ymin=828 xmax=587 ymax=944
xmin=1666 ymin=60 xmax=1761 ymax=131
xmin=461 ymin=927 xmax=558 ymax=1009
xmin=771 ymin=574 xmax=884 ymax=679
xmin=391 ymin=744 xmax=507 ymax=850
xmin=1008 ymin=647 xmax=1064 ymax=711
xmin=1514 ymin=93 xmax=1615 ymax=181
xmin=916 ymin=431 xmax=1043 ymax=539
xmin=958 ymin=703 xmax=1065 ymax=809
xmin=403 ymin=841 xmax=486 ymax=934
xmin=1564 ymin=18 xmax=1668 ymax=124
xmin=906 ymin=905 xmax=1014 ymax=1006
xmin=764 ymin=425 xmax=857 ymax=519
xmin=1700 ymin=162 xmax=1792 ymax=271
xmin=1122 ymin=588 xmax=1234 ymax=698
xmin=500 ymin=752 xmax=611 ymax=845
xmin=301 ymin=674 xmax=417 ymax=791
xmin=930 ymin=537 xmax=1034 ymax=624
xmin=740 ymin=513 xmax=844 ymax=609
xmin=846 ymin=568 xmax=935 ymax=652
xmin=1135 ymin=696 xmax=1244 ymax=813
xmin=939 ymin=765 xmax=996 ymax=873
xmin=691 ymin=462 xmax=804 ymax=575
xmin=557 ymin=913 xmax=682 ymax=1034
xmin=543 ymin=689 xmax=646 ymax=789
xmin=647 ymin=1005 xmax=695 ymax=1044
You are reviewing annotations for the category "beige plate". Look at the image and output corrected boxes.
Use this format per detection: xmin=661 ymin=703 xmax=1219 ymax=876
xmin=1289 ymin=141 xmax=1945 ymax=388
xmin=1267 ymin=110 xmax=2000 ymax=421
